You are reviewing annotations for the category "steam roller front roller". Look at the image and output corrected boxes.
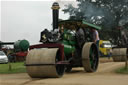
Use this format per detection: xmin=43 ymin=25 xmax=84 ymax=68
xmin=25 ymin=48 xmax=65 ymax=78
xmin=112 ymin=48 xmax=128 ymax=62
xmin=82 ymin=42 xmax=99 ymax=72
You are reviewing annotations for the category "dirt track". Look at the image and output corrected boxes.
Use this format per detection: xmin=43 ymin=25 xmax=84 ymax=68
xmin=0 ymin=62 xmax=128 ymax=85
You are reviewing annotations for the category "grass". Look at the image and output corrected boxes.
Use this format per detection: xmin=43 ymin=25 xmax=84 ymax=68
xmin=116 ymin=66 xmax=128 ymax=74
xmin=0 ymin=62 xmax=26 ymax=74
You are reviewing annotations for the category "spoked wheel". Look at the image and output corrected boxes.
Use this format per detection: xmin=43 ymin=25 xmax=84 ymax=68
xmin=82 ymin=42 xmax=99 ymax=72
xmin=26 ymin=48 xmax=65 ymax=78
xmin=55 ymin=49 xmax=65 ymax=77
xmin=65 ymin=65 xmax=72 ymax=72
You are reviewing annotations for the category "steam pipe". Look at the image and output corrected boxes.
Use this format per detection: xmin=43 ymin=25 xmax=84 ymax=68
xmin=51 ymin=2 xmax=60 ymax=31
xmin=0 ymin=42 xmax=14 ymax=45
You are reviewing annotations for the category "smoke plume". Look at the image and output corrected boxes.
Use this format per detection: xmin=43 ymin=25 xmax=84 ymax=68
xmin=56 ymin=0 xmax=78 ymax=8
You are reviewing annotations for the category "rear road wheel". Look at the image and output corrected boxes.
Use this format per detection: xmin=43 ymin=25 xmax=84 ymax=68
xmin=82 ymin=42 xmax=99 ymax=72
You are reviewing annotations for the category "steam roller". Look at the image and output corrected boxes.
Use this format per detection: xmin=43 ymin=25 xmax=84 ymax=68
xmin=112 ymin=25 xmax=128 ymax=62
xmin=25 ymin=2 xmax=101 ymax=78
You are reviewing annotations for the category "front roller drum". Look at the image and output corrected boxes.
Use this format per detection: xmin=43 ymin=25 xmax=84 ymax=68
xmin=112 ymin=48 xmax=128 ymax=62
xmin=25 ymin=48 xmax=65 ymax=78
xmin=82 ymin=42 xmax=99 ymax=72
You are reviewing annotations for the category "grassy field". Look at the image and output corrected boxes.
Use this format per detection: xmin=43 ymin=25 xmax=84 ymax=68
xmin=116 ymin=66 xmax=128 ymax=74
xmin=0 ymin=62 xmax=26 ymax=74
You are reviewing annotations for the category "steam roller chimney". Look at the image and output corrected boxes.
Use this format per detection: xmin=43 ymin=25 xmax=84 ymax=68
xmin=51 ymin=2 xmax=60 ymax=31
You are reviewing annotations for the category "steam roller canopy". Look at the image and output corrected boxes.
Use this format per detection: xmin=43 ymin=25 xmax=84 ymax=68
xmin=26 ymin=48 xmax=65 ymax=78
xmin=82 ymin=42 xmax=99 ymax=72
xmin=112 ymin=48 xmax=128 ymax=62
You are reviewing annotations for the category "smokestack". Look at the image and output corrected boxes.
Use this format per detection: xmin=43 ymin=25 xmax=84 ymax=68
xmin=51 ymin=2 xmax=60 ymax=31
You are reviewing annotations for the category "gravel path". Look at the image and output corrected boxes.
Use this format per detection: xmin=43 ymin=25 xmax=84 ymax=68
xmin=0 ymin=62 xmax=128 ymax=85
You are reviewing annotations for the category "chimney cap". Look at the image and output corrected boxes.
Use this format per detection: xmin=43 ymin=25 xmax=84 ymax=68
xmin=52 ymin=2 xmax=60 ymax=9
xmin=52 ymin=2 xmax=59 ymax=6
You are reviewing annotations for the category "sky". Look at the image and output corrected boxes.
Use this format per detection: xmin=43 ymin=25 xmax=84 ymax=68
xmin=1 ymin=0 xmax=76 ymax=45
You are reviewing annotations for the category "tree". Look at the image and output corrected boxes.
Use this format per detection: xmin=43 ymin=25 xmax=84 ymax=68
xmin=63 ymin=0 xmax=128 ymax=41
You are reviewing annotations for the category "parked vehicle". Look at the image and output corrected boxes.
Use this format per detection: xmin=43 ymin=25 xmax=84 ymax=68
xmin=99 ymin=40 xmax=112 ymax=57
xmin=0 ymin=51 xmax=8 ymax=64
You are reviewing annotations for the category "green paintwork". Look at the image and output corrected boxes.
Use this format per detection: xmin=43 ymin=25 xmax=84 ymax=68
xmin=82 ymin=20 xmax=101 ymax=30
xmin=62 ymin=40 xmax=75 ymax=55
xmin=62 ymin=29 xmax=76 ymax=55
xmin=14 ymin=40 xmax=30 ymax=52
xmin=89 ymin=47 xmax=93 ymax=67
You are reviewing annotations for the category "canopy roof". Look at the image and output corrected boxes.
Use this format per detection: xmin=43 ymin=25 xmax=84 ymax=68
xmin=59 ymin=20 xmax=101 ymax=30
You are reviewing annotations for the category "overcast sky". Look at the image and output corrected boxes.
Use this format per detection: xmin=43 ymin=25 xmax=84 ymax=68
xmin=1 ymin=0 xmax=76 ymax=45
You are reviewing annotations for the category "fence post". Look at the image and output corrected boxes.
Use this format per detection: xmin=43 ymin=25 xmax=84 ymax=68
xmin=125 ymin=56 xmax=128 ymax=69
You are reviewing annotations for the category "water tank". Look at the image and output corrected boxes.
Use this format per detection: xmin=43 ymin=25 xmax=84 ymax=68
xmin=14 ymin=40 xmax=30 ymax=52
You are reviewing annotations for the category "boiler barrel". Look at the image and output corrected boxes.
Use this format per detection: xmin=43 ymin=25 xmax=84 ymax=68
xmin=14 ymin=40 xmax=30 ymax=52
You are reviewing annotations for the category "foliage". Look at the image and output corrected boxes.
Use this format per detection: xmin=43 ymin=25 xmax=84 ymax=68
xmin=0 ymin=62 xmax=26 ymax=74
xmin=116 ymin=66 xmax=128 ymax=74
xmin=63 ymin=0 xmax=128 ymax=41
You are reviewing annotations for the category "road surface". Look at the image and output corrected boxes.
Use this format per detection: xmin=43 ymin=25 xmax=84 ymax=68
xmin=0 ymin=62 xmax=128 ymax=85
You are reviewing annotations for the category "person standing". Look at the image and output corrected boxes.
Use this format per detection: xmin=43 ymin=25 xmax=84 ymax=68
xmin=91 ymin=29 xmax=100 ymax=48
